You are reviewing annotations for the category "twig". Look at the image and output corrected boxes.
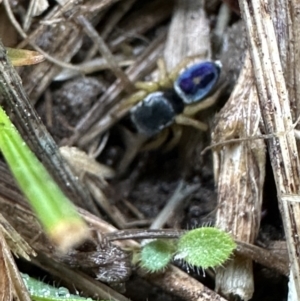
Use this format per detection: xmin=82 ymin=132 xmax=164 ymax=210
xmin=214 ymin=3 xmax=232 ymax=39
xmin=76 ymin=15 xmax=135 ymax=94
xmin=23 ymin=0 xmax=49 ymax=31
xmin=235 ymin=241 xmax=289 ymax=276
xmin=54 ymin=57 xmax=133 ymax=81
xmin=150 ymin=180 xmax=200 ymax=229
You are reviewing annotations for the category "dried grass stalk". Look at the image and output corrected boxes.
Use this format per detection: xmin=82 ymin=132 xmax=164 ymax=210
xmin=212 ymin=53 xmax=266 ymax=300
xmin=0 ymin=229 xmax=32 ymax=301
xmin=238 ymin=0 xmax=300 ymax=299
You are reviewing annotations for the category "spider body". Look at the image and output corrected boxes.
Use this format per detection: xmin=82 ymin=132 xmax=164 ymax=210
xmin=130 ymin=90 xmax=184 ymax=136
xmin=130 ymin=61 xmax=221 ymax=137
xmin=117 ymin=60 xmax=221 ymax=172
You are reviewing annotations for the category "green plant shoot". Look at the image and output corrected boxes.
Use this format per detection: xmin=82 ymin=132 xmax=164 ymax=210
xmin=0 ymin=106 xmax=89 ymax=252
xmin=6 ymin=47 xmax=45 ymax=66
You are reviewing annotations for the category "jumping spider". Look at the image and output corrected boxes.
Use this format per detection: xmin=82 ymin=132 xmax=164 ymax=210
xmin=117 ymin=58 xmax=221 ymax=172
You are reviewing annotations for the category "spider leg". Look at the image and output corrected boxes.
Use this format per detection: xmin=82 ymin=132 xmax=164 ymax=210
xmin=117 ymin=126 xmax=148 ymax=174
xmin=163 ymin=124 xmax=183 ymax=152
xmin=140 ymin=128 xmax=169 ymax=152
xmin=118 ymin=59 xmax=173 ymax=112
xmin=118 ymin=90 xmax=148 ymax=113
xmin=124 ymin=55 xmax=196 ymax=100
xmin=157 ymin=58 xmax=168 ymax=82
xmin=134 ymin=81 xmax=160 ymax=93
xmin=169 ymin=55 xmax=204 ymax=81
xmin=183 ymin=88 xmax=222 ymax=116
xmin=175 ymin=114 xmax=208 ymax=131
xmin=135 ymin=58 xmax=173 ymax=91
xmin=156 ymin=58 xmax=173 ymax=88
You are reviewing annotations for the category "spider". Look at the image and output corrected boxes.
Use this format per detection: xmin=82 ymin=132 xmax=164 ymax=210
xmin=127 ymin=58 xmax=221 ymax=151
xmin=117 ymin=58 xmax=221 ymax=172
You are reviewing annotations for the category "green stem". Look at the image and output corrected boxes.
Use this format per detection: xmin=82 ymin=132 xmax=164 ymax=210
xmin=0 ymin=106 xmax=89 ymax=251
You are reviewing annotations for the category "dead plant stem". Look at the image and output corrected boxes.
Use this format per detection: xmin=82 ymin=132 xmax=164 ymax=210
xmin=238 ymin=0 xmax=300 ymax=298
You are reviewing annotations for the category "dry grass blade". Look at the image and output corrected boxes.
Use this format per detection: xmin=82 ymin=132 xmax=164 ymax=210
xmin=76 ymin=15 xmax=135 ymax=94
xmin=0 ymin=230 xmax=31 ymax=301
xmin=238 ymin=0 xmax=300 ymax=298
xmin=212 ymin=53 xmax=266 ymax=300
xmin=4 ymin=0 xmax=117 ymax=103
xmin=23 ymin=0 xmax=49 ymax=31
xmin=0 ymin=214 xmax=36 ymax=261
xmin=0 ymin=233 xmax=12 ymax=301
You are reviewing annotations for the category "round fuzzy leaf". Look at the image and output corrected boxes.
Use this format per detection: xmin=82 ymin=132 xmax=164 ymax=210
xmin=140 ymin=239 xmax=176 ymax=272
xmin=176 ymin=227 xmax=236 ymax=269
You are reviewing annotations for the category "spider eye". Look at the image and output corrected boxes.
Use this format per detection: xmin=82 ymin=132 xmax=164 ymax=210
xmin=174 ymin=61 xmax=221 ymax=104
xmin=130 ymin=91 xmax=177 ymax=136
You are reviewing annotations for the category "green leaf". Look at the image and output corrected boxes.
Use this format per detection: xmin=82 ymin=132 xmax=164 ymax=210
xmin=176 ymin=227 xmax=236 ymax=269
xmin=140 ymin=239 xmax=177 ymax=272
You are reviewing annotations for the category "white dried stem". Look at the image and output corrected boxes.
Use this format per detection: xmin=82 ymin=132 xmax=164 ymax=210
xmin=212 ymin=53 xmax=266 ymax=300
xmin=163 ymin=0 xmax=210 ymax=70
xmin=238 ymin=0 xmax=300 ymax=298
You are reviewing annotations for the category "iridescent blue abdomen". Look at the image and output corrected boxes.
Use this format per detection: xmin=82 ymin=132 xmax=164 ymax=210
xmin=174 ymin=61 xmax=221 ymax=104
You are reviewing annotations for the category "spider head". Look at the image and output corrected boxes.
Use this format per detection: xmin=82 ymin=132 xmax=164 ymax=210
xmin=130 ymin=90 xmax=183 ymax=136
xmin=174 ymin=61 xmax=221 ymax=104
